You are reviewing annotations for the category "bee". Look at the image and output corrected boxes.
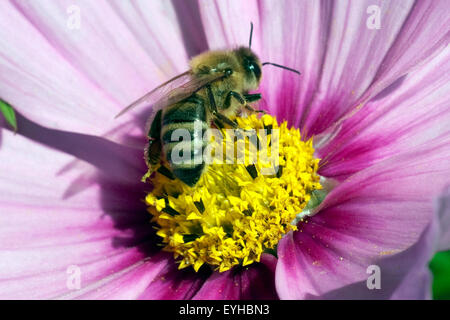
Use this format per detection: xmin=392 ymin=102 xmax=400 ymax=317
xmin=115 ymin=23 xmax=300 ymax=187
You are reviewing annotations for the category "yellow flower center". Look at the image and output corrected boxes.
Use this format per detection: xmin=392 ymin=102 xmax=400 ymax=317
xmin=144 ymin=114 xmax=321 ymax=272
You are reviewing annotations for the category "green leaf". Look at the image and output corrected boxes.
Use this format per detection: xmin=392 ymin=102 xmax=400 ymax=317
xmin=430 ymin=250 xmax=450 ymax=300
xmin=0 ymin=100 xmax=17 ymax=132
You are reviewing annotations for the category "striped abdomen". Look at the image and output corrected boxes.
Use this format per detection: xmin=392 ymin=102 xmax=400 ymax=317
xmin=161 ymin=95 xmax=207 ymax=186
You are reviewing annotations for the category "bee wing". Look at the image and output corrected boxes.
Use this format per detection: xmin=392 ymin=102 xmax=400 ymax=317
xmin=115 ymin=71 xmax=190 ymax=119
xmin=115 ymin=71 xmax=226 ymax=119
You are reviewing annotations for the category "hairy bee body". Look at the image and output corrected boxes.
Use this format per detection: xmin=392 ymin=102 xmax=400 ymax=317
xmin=144 ymin=47 xmax=264 ymax=186
xmin=189 ymin=48 xmax=259 ymax=119
xmin=116 ymin=22 xmax=299 ymax=187
xmin=160 ymin=94 xmax=207 ymax=186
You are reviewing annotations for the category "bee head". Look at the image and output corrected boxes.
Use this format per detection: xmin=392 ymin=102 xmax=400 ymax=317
xmin=233 ymin=47 xmax=262 ymax=90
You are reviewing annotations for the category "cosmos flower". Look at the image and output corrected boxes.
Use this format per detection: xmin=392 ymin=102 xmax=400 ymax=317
xmin=0 ymin=0 xmax=449 ymax=300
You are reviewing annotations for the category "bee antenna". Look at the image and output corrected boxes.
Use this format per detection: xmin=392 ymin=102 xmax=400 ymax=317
xmin=249 ymin=22 xmax=254 ymax=48
xmin=262 ymin=62 xmax=301 ymax=75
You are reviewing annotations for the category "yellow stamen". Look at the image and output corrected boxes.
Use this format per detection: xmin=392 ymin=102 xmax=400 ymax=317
xmin=145 ymin=114 xmax=321 ymax=272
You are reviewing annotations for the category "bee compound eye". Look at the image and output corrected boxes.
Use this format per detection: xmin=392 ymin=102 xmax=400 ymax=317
xmin=251 ymin=62 xmax=261 ymax=80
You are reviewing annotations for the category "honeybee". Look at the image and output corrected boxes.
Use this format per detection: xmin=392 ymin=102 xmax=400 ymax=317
xmin=116 ymin=23 xmax=300 ymax=186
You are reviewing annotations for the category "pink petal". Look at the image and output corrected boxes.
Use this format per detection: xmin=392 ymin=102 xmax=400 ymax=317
xmin=276 ymin=139 xmax=450 ymax=299
xmin=0 ymin=0 xmax=188 ymax=136
xmin=257 ymin=0 xmax=331 ymax=126
xmin=63 ymin=253 xmax=171 ymax=300
xmin=198 ymin=0 xmax=261 ymax=52
xmin=388 ymin=221 xmax=435 ymax=300
xmin=0 ymin=126 xmax=167 ymax=299
xmin=359 ymin=0 xmax=450 ymax=108
xmin=199 ymin=0 xmax=330 ymax=123
xmin=318 ymin=46 xmax=450 ymax=180
xmin=1 ymin=120 xmax=280 ymax=299
xmin=318 ymin=215 xmax=436 ymax=299
xmin=170 ymin=0 xmax=209 ymax=57
xmin=302 ymin=0 xmax=450 ymax=136
xmin=200 ymin=1 xmax=449 ymax=138
xmin=138 ymin=259 xmax=209 ymax=300
xmin=322 ymin=192 xmax=446 ymax=299
xmin=193 ymin=254 xmax=278 ymax=300
xmin=436 ymin=185 xmax=450 ymax=251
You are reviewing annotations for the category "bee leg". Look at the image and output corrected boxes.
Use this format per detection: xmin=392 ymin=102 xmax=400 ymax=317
xmin=224 ymin=91 xmax=245 ymax=109
xmin=244 ymin=104 xmax=266 ymax=114
xmin=206 ymin=84 xmax=238 ymax=128
xmin=243 ymin=93 xmax=262 ymax=103
xmin=243 ymin=93 xmax=266 ymax=114
xmin=215 ymin=112 xmax=238 ymax=128
xmin=212 ymin=118 xmax=226 ymax=139
xmin=145 ymin=109 xmax=162 ymax=166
